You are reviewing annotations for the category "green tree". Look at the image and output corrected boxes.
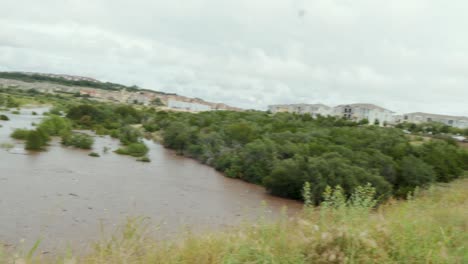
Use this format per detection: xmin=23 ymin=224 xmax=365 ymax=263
xmin=396 ymin=155 xmax=436 ymax=196
xmin=25 ymin=129 xmax=48 ymax=150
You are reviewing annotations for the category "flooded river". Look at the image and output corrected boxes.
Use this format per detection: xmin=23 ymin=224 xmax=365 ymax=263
xmin=0 ymin=107 xmax=301 ymax=252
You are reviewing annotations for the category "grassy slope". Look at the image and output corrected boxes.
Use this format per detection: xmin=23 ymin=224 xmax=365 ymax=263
xmin=6 ymin=176 xmax=466 ymax=264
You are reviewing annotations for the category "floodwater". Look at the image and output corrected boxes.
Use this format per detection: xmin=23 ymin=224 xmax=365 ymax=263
xmin=0 ymin=107 xmax=301 ymax=252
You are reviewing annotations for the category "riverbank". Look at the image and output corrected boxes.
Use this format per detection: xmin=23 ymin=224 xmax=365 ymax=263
xmin=0 ymin=108 xmax=301 ymax=252
xmin=3 ymin=177 xmax=467 ymax=263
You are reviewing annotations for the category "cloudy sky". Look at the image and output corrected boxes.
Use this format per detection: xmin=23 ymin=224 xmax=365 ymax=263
xmin=1 ymin=0 xmax=467 ymax=115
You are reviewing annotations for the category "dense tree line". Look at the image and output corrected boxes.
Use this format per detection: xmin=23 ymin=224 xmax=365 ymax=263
xmin=138 ymin=111 xmax=467 ymax=203
xmin=396 ymin=121 xmax=468 ymax=136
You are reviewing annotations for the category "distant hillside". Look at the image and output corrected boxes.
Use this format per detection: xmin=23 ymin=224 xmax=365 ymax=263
xmin=0 ymin=71 xmax=141 ymax=92
xmin=0 ymin=71 xmax=241 ymax=111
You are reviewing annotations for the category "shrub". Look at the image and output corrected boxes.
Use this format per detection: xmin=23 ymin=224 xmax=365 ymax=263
xmin=88 ymin=152 xmax=100 ymax=157
xmin=136 ymin=156 xmax=151 ymax=162
xmin=62 ymin=133 xmax=94 ymax=149
xmin=118 ymin=126 xmax=142 ymax=145
xmin=115 ymin=142 xmax=149 ymax=157
xmin=25 ymin=129 xmax=49 ymax=150
xmin=11 ymin=129 xmax=31 ymax=140
xmin=0 ymin=114 xmax=9 ymax=121
xmin=38 ymin=115 xmax=72 ymax=136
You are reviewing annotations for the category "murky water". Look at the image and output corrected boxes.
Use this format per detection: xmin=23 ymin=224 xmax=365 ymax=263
xmin=0 ymin=107 xmax=301 ymax=252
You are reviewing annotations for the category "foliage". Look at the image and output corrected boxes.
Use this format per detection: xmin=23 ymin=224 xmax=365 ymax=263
xmin=38 ymin=115 xmax=72 ymax=136
xmin=136 ymin=156 xmax=151 ymax=162
xmin=137 ymin=110 xmax=466 ymax=201
xmin=10 ymin=129 xmax=31 ymax=140
xmin=62 ymin=133 xmax=94 ymax=149
xmin=118 ymin=125 xmax=143 ymax=145
xmin=115 ymin=142 xmax=149 ymax=157
xmin=395 ymin=155 xmax=436 ymax=195
xmin=25 ymin=128 xmax=49 ymax=150
xmin=397 ymin=121 xmax=468 ymax=136
xmin=89 ymin=152 xmax=100 ymax=157
xmin=0 ymin=114 xmax=9 ymax=121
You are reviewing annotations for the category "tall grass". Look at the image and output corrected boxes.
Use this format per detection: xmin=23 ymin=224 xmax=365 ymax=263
xmin=3 ymin=178 xmax=468 ymax=263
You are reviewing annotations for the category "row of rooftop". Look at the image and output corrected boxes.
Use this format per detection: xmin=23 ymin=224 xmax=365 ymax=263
xmin=268 ymin=103 xmax=468 ymax=129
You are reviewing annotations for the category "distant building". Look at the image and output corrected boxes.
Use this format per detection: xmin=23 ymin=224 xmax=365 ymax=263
xmin=268 ymin=104 xmax=332 ymax=116
xmin=268 ymin=103 xmax=394 ymax=126
xmin=334 ymin=103 xmax=395 ymax=125
xmin=168 ymin=99 xmax=212 ymax=112
xmin=401 ymin=112 xmax=468 ymax=129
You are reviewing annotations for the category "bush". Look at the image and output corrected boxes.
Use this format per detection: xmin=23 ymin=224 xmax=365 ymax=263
xmin=25 ymin=129 xmax=49 ymax=150
xmin=62 ymin=133 xmax=94 ymax=149
xmin=136 ymin=156 xmax=151 ymax=162
xmin=11 ymin=129 xmax=31 ymax=140
xmin=115 ymin=142 xmax=149 ymax=157
xmin=88 ymin=152 xmax=100 ymax=157
xmin=118 ymin=126 xmax=142 ymax=145
xmin=0 ymin=114 xmax=9 ymax=121
xmin=38 ymin=115 xmax=72 ymax=136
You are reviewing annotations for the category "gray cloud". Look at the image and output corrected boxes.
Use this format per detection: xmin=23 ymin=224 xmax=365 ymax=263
xmin=1 ymin=0 xmax=467 ymax=115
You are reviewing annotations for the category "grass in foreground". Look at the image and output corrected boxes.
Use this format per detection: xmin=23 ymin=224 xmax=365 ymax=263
xmin=3 ymin=178 xmax=468 ymax=264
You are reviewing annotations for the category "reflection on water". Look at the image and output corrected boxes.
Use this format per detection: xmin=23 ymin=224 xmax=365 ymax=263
xmin=0 ymin=107 xmax=301 ymax=252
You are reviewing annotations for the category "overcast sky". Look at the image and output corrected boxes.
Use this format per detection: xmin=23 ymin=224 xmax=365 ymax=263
xmin=1 ymin=0 xmax=467 ymax=115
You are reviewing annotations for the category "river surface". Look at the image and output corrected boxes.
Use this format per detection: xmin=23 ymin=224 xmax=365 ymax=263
xmin=0 ymin=107 xmax=301 ymax=253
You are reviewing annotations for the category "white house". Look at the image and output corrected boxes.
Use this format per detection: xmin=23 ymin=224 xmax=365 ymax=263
xmin=334 ymin=103 xmax=395 ymax=125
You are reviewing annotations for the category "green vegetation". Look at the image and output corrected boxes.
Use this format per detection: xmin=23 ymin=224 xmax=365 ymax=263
xmin=10 ymin=129 xmax=31 ymax=140
xmin=37 ymin=115 xmax=72 ymax=136
xmin=136 ymin=156 xmax=151 ymax=162
xmin=88 ymin=152 xmax=100 ymax=157
xmin=62 ymin=133 xmax=94 ymax=149
xmin=397 ymin=121 xmax=468 ymax=136
xmin=115 ymin=142 xmax=149 ymax=157
xmin=138 ymin=111 xmax=467 ymax=202
xmin=10 ymin=115 xmax=72 ymax=151
xmin=25 ymin=128 xmax=49 ymax=150
xmin=0 ymin=114 xmax=9 ymax=120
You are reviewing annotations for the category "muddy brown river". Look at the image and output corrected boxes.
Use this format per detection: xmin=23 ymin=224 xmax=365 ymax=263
xmin=0 ymin=107 xmax=301 ymax=252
